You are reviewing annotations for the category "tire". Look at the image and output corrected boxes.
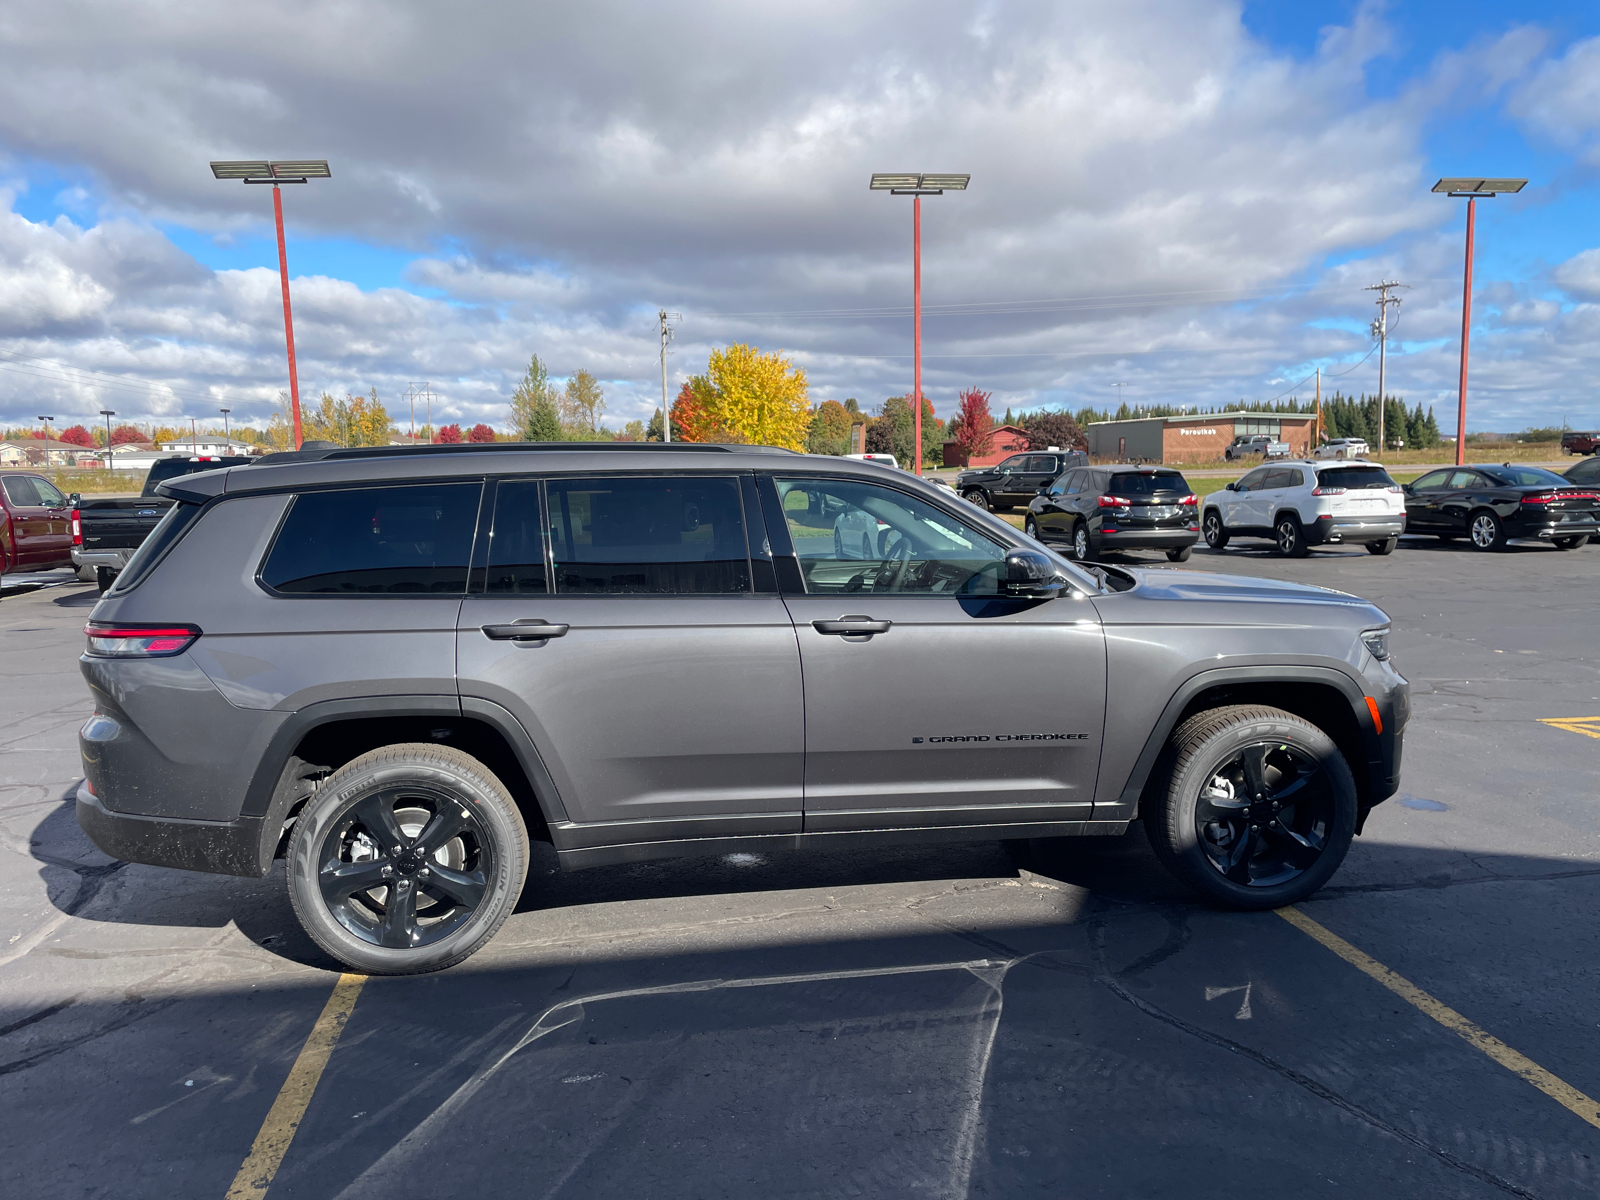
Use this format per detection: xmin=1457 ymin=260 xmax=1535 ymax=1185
xmin=1024 ymin=515 xmax=1040 ymax=540
xmin=1365 ymin=537 xmax=1397 ymax=556
xmin=1274 ymin=513 xmax=1309 ymax=557
xmin=1071 ymin=521 xmax=1094 ymax=562
xmin=287 ymin=743 xmax=530 ymax=975
xmin=1468 ymin=509 xmax=1507 ymax=551
xmin=76 ymin=564 xmax=98 ymax=583
xmin=1554 ymin=535 xmax=1588 ymax=550
xmin=1201 ymin=510 xmax=1229 ymax=550
xmin=95 ymin=566 xmax=114 ymax=593
xmin=1143 ymin=705 xmax=1357 ymax=909
xmin=1166 ymin=546 xmax=1193 ymax=563
xmin=962 ymin=489 xmax=990 ymax=512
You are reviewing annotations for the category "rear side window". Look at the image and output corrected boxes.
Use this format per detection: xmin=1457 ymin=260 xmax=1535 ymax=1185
xmin=1319 ymin=466 xmax=1395 ymax=489
xmin=548 ymin=476 xmax=750 ymax=595
xmin=486 ymin=480 xmax=547 ymax=594
xmin=107 ymin=501 xmax=204 ymax=594
xmin=1485 ymin=465 xmax=1569 ymax=487
xmin=261 ymin=483 xmax=482 ymax=595
xmin=1110 ymin=471 xmax=1190 ymax=496
xmin=2 ymin=477 xmax=41 ymax=506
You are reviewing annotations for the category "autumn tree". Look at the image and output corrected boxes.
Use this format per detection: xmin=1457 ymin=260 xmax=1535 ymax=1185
xmin=302 ymin=389 xmax=394 ymax=447
xmin=806 ymin=399 xmax=853 ymax=456
xmin=951 ymin=387 xmax=995 ymax=461
xmin=670 ymin=377 xmax=733 ymax=443
xmin=110 ymin=424 xmax=145 ymax=445
xmin=561 ymin=369 xmax=607 ymax=434
xmin=1019 ymin=409 xmax=1086 ymax=452
xmin=468 ymin=423 xmax=497 ymax=443
xmin=58 ymin=425 xmax=96 ymax=447
xmin=511 ymin=354 xmax=562 ymax=440
xmin=436 ymin=424 xmax=463 ymax=443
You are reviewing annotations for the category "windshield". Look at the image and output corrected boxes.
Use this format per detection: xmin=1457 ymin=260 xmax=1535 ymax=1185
xmin=1107 ymin=471 xmax=1190 ymax=496
xmin=1318 ymin=466 xmax=1395 ymax=489
xmin=1482 ymin=465 xmax=1570 ymax=488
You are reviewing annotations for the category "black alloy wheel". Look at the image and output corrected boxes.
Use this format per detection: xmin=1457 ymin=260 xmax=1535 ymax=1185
xmin=963 ymin=488 xmax=990 ymax=511
xmin=1554 ymin=535 xmax=1588 ymax=550
xmin=1469 ymin=509 xmax=1507 ymax=551
xmin=287 ymin=743 xmax=528 ymax=974
xmin=1202 ymin=510 xmax=1229 ymax=549
xmin=1145 ymin=705 xmax=1356 ymax=908
xmin=1274 ymin=514 xmax=1309 ymax=557
xmin=1072 ymin=521 xmax=1093 ymax=562
xmin=1366 ymin=536 xmax=1398 ymax=556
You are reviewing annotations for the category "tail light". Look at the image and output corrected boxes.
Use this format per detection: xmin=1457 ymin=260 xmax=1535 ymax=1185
xmin=84 ymin=622 xmax=200 ymax=658
xmin=1097 ymin=495 xmax=1131 ymax=508
xmin=1529 ymin=490 xmax=1599 ymax=503
xmin=1179 ymin=494 xmax=1198 ymax=506
xmin=71 ymin=508 xmax=82 ymax=546
xmin=1311 ymin=485 xmax=1346 ymax=496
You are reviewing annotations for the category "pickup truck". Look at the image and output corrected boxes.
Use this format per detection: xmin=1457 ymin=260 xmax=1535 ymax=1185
xmin=73 ymin=455 xmax=256 ymax=590
xmin=1 ymin=472 xmax=74 ymax=581
xmin=1224 ymin=435 xmax=1290 ymax=462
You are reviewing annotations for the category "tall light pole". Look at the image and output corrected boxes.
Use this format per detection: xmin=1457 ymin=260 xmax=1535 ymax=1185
xmin=99 ymin=409 xmax=115 ymax=462
xmin=870 ymin=173 xmax=970 ymax=474
xmin=219 ymin=407 xmax=232 ymax=453
xmin=1433 ymin=178 xmax=1527 ymax=466
xmin=37 ymin=416 xmax=54 ymax=467
xmin=210 ymin=160 xmax=332 ymax=450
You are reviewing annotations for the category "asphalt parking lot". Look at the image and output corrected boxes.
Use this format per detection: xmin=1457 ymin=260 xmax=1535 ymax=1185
xmin=2 ymin=536 xmax=1597 ymax=1199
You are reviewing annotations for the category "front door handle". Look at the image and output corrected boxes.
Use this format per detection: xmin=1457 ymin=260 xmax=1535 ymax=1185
xmin=481 ymin=620 xmax=570 ymax=641
xmin=812 ymin=616 xmax=892 ymax=635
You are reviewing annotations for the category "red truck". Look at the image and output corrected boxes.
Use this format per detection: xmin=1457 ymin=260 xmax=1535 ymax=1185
xmin=0 ymin=472 xmax=75 ymax=582
xmin=1561 ymin=431 xmax=1600 ymax=455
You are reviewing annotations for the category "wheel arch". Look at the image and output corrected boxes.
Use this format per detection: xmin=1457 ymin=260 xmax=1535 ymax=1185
xmin=1113 ymin=667 xmax=1380 ymax=830
xmin=241 ymin=695 xmax=565 ymax=875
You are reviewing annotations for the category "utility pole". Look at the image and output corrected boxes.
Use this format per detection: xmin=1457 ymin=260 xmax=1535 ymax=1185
xmin=404 ymin=382 xmax=434 ymax=443
xmin=1365 ymin=280 xmax=1406 ymax=456
xmin=1115 ymin=382 xmax=1127 ymax=412
xmin=659 ymin=309 xmax=680 ymax=442
xmin=1314 ymin=368 xmax=1321 ymax=447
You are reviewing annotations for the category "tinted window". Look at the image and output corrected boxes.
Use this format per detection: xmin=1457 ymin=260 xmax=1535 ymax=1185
xmin=998 ymin=455 xmax=1027 ymax=473
xmin=1109 ymin=471 xmax=1191 ymax=496
xmin=1063 ymin=470 xmax=1085 ymax=495
xmin=1024 ymin=456 xmax=1056 ymax=473
xmin=1445 ymin=470 xmax=1483 ymax=489
xmin=486 ymin=480 xmax=547 ymax=594
xmin=1566 ymin=458 xmax=1600 ymax=484
xmin=109 ymin=501 xmax=204 ymax=594
xmin=776 ymin=477 xmax=1006 ymax=596
xmin=261 ymin=483 xmax=481 ymax=595
xmin=1046 ymin=472 xmax=1071 ymax=496
xmin=2 ymin=477 xmax=41 ymax=506
xmin=1319 ymin=466 xmax=1395 ymax=489
xmin=1483 ymin=465 xmax=1571 ymax=488
xmin=1263 ymin=469 xmax=1297 ymax=489
xmin=1237 ymin=469 xmax=1270 ymax=490
xmin=548 ymin=476 xmax=749 ymax=595
xmin=1412 ymin=470 xmax=1450 ymax=490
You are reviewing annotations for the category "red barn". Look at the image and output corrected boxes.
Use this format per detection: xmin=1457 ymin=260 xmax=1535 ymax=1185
xmin=941 ymin=424 xmax=1031 ymax=468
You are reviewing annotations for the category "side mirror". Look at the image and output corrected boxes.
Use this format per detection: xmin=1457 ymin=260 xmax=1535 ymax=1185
xmin=1224 ymin=481 xmax=1238 ymax=491
xmin=1002 ymin=549 xmax=1066 ymax=597
xmin=69 ymin=493 xmax=81 ymax=504
xmin=1401 ymin=484 xmax=1414 ymax=495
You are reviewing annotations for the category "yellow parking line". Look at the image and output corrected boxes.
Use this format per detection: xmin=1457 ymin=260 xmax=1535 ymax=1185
xmin=1277 ymin=906 xmax=1600 ymax=1131
xmin=1538 ymin=716 xmax=1600 ymax=741
xmin=225 ymin=973 xmax=368 ymax=1199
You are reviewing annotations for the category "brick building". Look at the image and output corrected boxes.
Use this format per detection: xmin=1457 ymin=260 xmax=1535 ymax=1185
xmin=940 ymin=424 xmax=1032 ymax=468
xmin=1086 ymin=412 xmax=1315 ymax=463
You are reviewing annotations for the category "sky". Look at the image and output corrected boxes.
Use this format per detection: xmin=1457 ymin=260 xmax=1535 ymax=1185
xmin=2 ymin=0 xmax=1600 ymax=438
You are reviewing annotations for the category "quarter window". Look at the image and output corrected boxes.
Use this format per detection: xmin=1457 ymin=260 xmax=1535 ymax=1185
xmin=260 ymin=483 xmax=482 ymax=595
xmin=547 ymin=476 xmax=750 ymax=595
xmin=775 ymin=477 xmax=1006 ymax=596
xmin=485 ymin=480 xmax=547 ymax=594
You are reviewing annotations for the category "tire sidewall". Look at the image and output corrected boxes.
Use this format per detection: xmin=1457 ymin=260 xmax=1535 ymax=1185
xmin=1469 ymin=509 xmax=1503 ymax=550
xmin=287 ymin=749 xmax=527 ymax=974
xmin=1202 ymin=510 xmax=1228 ymax=549
xmin=964 ymin=489 xmax=989 ymax=511
xmin=1151 ymin=710 xmax=1357 ymax=909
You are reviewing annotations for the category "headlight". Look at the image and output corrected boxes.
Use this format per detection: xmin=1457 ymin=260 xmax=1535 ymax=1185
xmin=1360 ymin=626 xmax=1390 ymax=661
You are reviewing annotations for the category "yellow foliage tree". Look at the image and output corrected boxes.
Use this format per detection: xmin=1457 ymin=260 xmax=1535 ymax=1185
xmin=705 ymin=344 xmax=809 ymax=450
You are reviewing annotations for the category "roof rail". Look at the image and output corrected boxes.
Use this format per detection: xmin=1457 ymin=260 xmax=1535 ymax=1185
xmin=252 ymin=441 xmax=798 ymax=466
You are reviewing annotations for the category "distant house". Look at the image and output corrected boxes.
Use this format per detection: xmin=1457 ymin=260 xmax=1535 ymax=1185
xmin=157 ymin=437 xmax=256 ymax=456
xmin=941 ymin=424 xmax=1032 ymax=469
xmin=0 ymin=441 xmax=33 ymax=466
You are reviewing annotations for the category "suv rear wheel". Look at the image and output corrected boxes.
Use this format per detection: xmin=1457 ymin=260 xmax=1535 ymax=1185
xmin=287 ymin=743 xmax=529 ymax=974
xmin=1365 ymin=537 xmax=1397 ymax=556
xmin=1274 ymin=514 xmax=1309 ymax=557
xmin=1071 ymin=520 xmax=1093 ymax=562
xmin=1144 ymin=705 xmax=1356 ymax=909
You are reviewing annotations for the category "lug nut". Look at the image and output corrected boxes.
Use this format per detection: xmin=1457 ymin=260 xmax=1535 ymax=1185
xmin=419 ymin=867 xmax=430 ymax=877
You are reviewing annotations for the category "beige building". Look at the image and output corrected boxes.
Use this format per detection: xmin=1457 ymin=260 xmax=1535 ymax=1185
xmin=1087 ymin=412 xmax=1315 ymax=463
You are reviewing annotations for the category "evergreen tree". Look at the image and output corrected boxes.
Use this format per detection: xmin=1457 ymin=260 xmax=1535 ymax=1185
xmin=1002 ymin=407 xmax=1015 ymax=426
xmin=1424 ymin=406 xmax=1441 ymax=446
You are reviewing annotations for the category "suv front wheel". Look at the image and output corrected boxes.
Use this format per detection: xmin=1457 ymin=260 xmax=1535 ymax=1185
xmin=962 ymin=488 xmax=990 ymax=511
xmin=1144 ymin=705 xmax=1357 ymax=909
xmin=1202 ymin=510 xmax=1229 ymax=550
xmin=287 ymin=743 xmax=530 ymax=974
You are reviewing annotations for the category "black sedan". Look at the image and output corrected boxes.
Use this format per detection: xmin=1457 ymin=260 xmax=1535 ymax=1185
xmin=1403 ymin=464 xmax=1600 ymax=550
xmin=1025 ymin=464 xmax=1200 ymax=562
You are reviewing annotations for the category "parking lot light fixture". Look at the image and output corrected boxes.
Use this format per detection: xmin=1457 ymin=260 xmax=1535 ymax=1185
xmin=1433 ymin=178 xmax=1527 ymax=466
xmin=99 ymin=409 xmax=115 ymax=459
xmin=871 ymin=173 xmax=970 ymax=475
xmin=220 ymin=407 xmax=231 ymax=452
xmin=210 ymin=159 xmax=332 ymax=449
xmin=37 ymin=415 xmax=54 ymax=465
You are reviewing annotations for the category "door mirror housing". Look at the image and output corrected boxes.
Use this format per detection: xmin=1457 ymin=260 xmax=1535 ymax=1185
xmin=1224 ymin=481 xmax=1238 ymax=491
xmin=1002 ymin=548 xmax=1066 ymax=597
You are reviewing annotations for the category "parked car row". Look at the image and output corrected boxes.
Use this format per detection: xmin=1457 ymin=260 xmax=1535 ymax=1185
xmin=1008 ymin=456 xmax=1600 ymax=561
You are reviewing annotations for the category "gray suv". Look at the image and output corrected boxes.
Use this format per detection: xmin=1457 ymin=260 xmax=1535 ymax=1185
xmin=75 ymin=444 xmax=1407 ymax=974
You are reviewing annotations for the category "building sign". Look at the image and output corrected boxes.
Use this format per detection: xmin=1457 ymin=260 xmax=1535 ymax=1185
xmin=1178 ymin=428 xmax=1218 ymax=436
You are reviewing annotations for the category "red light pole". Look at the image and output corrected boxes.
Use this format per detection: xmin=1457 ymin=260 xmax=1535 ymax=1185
xmin=1433 ymin=178 xmax=1526 ymax=467
xmin=211 ymin=160 xmax=332 ymax=449
xmin=871 ymin=173 xmax=970 ymax=475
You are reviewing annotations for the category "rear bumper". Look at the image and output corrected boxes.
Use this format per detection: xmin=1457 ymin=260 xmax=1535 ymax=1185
xmin=1097 ymin=527 xmax=1199 ymax=551
xmin=1307 ymin=514 xmax=1406 ymax=545
xmin=76 ymin=780 xmax=270 ymax=877
xmin=1519 ymin=518 xmax=1600 ymax=540
xmin=72 ymin=547 xmax=135 ymax=570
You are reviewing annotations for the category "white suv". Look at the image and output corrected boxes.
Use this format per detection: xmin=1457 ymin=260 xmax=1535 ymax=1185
xmin=1201 ymin=460 xmax=1406 ymax=557
xmin=1314 ymin=438 xmax=1369 ymax=460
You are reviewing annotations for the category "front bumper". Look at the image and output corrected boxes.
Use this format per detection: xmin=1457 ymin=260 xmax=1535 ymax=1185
xmin=72 ymin=547 xmax=135 ymax=571
xmin=1307 ymin=514 xmax=1405 ymax=545
xmin=76 ymin=779 xmax=270 ymax=877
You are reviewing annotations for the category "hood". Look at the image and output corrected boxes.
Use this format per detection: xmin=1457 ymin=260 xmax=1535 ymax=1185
xmin=1114 ymin=567 xmax=1371 ymax=608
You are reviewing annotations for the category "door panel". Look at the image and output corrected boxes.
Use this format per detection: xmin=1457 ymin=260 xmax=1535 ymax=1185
xmin=770 ymin=475 xmax=1105 ymax=828
xmin=1 ymin=478 xmax=51 ymax=568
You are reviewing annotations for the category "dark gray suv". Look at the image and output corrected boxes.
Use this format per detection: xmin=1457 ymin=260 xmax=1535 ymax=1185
xmin=76 ymin=444 xmax=1407 ymax=973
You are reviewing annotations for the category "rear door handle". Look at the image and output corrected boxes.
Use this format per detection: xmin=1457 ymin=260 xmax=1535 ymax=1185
xmin=812 ymin=616 xmax=892 ymax=635
xmin=481 ymin=620 xmax=570 ymax=641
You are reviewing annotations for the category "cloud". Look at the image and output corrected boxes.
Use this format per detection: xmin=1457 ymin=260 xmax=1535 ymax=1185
xmin=1508 ymin=35 xmax=1600 ymax=163
xmin=0 ymin=0 xmax=1594 ymax=432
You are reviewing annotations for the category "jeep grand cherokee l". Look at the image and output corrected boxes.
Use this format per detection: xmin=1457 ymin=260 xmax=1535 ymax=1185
xmin=76 ymin=443 xmax=1407 ymax=974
